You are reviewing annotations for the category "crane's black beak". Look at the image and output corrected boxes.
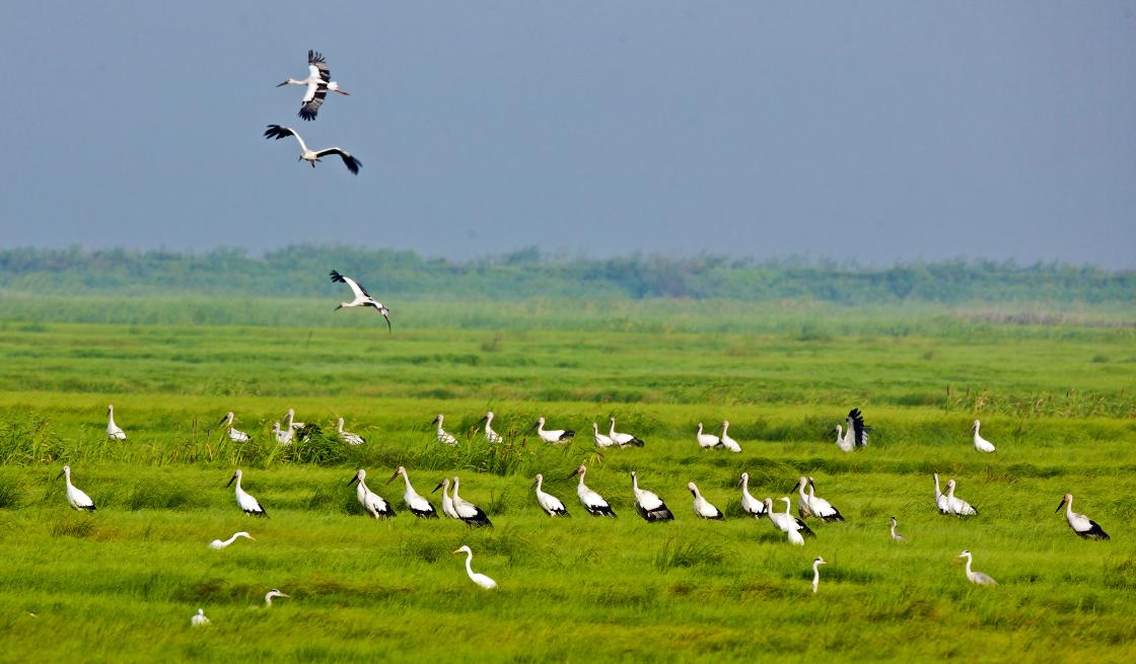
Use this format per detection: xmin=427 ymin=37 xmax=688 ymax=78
xmin=1055 ymin=499 xmax=1066 ymax=513
xmin=55 ymin=470 xmax=64 ymax=480
xmin=431 ymin=417 xmax=439 ymax=426
xmin=387 ymin=472 xmax=398 ymax=484
xmin=225 ymin=475 xmax=236 ymax=487
xmin=737 ymin=476 xmax=744 ymax=488
xmin=348 ymin=474 xmax=360 ymax=486
xmin=565 ymin=469 xmax=578 ymax=480
xmin=432 ymin=482 xmax=443 ymax=494
xmin=275 ymin=81 xmax=289 ymax=87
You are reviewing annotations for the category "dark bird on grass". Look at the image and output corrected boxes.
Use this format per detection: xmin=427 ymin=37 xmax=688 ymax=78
xmin=276 ymin=49 xmax=350 ymax=121
xmin=329 ymin=270 xmax=391 ymax=331
xmin=264 ymin=125 xmax=361 ymax=174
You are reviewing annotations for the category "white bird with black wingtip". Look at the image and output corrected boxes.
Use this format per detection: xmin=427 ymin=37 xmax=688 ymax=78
xmin=226 ymin=469 xmax=267 ymax=517
xmin=533 ymin=417 xmax=575 ymax=443
xmin=1056 ymin=493 xmax=1109 ymax=540
xmin=764 ymin=497 xmax=815 ymax=542
xmin=533 ymin=473 xmax=569 ymax=516
xmin=264 ymin=125 xmax=361 ymax=174
xmin=958 ymin=550 xmax=997 ymax=586
xmin=349 ymin=469 xmax=395 ymax=518
xmin=432 ymin=478 xmax=459 ymax=519
xmin=276 ymin=49 xmax=349 ymax=121
xmin=608 ymin=417 xmax=645 ymax=447
xmin=592 ymin=422 xmax=616 ymax=448
xmin=719 ymin=420 xmax=742 ymax=453
xmin=631 ymin=471 xmax=674 ymax=522
xmin=106 ymin=404 xmax=127 ymax=440
xmin=478 ymin=411 xmax=504 ymax=444
xmin=453 ymin=545 xmax=497 ymax=590
xmin=569 ymin=464 xmax=616 ymax=517
xmin=738 ymin=472 xmax=766 ymax=518
xmin=971 ymin=420 xmax=996 ymax=453
xmin=945 ymin=478 xmax=978 ymax=516
xmin=835 ymin=408 xmax=870 ymax=452
xmin=218 ymin=411 xmax=250 ymax=442
xmin=795 ymin=476 xmax=845 ymax=522
xmin=388 ymin=466 xmax=438 ymax=518
xmin=696 ymin=422 xmax=722 ymax=450
xmin=329 ymin=270 xmax=390 ymax=331
xmin=451 ymin=477 xmax=492 ymax=527
xmin=687 ymin=482 xmax=723 ymax=520
xmin=209 ymin=531 xmax=254 ymax=550
xmin=57 ymin=465 xmax=96 ymax=512
xmin=336 ymin=417 xmax=365 ymax=445
xmin=432 ymin=414 xmax=458 ymax=446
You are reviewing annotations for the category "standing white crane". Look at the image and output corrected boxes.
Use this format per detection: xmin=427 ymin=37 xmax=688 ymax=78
xmin=958 ymin=550 xmax=997 ymax=586
xmin=209 ymin=531 xmax=254 ymax=550
xmin=971 ymin=420 xmax=997 ymax=453
xmin=738 ymin=472 xmax=766 ymax=517
xmin=945 ymin=479 xmax=978 ymax=516
xmin=592 ymin=422 xmax=616 ymax=448
xmin=226 ymin=469 xmax=267 ymax=517
xmin=834 ymin=408 xmax=870 ymax=452
xmin=451 ymin=476 xmax=492 ymax=527
xmin=631 ymin=471 xmax=674 ymax=522
xmin=889 ymin=516 xmax=906 ymax=542
xmin=349 ymin=469 xmax=395 ymax=518
xmin=264 ymin=589 xmax=290 ymax=606
xmin=218 ymin=412 xmax=250 ymax=442
xmin=191 ymin=608 xmax=211 ymax=627
xmin=276 ymin=50 xmax=349 ymax=121
xmin=432 ymin=478 xmax=459 ymax=519
xmin=696 ymin=423 xmax=722 ymax=449
xmin=336 ymin=417 xmax=366 ymax=446
xmin=687 ymin=482 xmax=724 ymax=520
xmin=387 ymin=466 xmax=438 ymax=518
xmin=432 ymin=415 xmax=458 ymax=446
xmin=811 ymin=556 xmax=828 ymax=593
xmin=608 ymin=417 xmax=645 ymax=447
xmin=719 ymin=420 xmax=742 ymax=453
xmin=329 ymin=270 xmax=390 ymax=331
xmin=478 ymin=411 xmax=504 ymax=444
xmin=795 ymin=477 xmax=845 ymax=522
xmin=764 ymin=497 xmax=815 ymax=539
xmin=264 ymin=125 xmax=362 ymax=174
xmin=453 ymin=545 xmax=497 ymax=590
xmin=106 ymin=404 xmax=127 ymax=440
xmin=932 ymin=473 xmax=950 ymax=514
xmin=568 ymin=465 xmax=616 ymax=517
xmin=533 ymin=417 xmax=575 ymax=443
xmin=533 ymin=473 xmax=569 ymax=516
xmin=57 ymin=465 xmax=95 ymax=512
xmin=271 ymin=422 xmax=293 ymax=445
xmin=1056 ymin=493 xmax=1110 ymax=540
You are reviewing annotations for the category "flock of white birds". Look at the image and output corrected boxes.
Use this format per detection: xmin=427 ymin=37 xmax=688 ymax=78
xmin=56 ymin=400 xmax=1115 ymax=628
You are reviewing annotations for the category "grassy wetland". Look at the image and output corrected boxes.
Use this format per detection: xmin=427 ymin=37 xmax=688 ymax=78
xmin=0 ymin=295 xmax=1134 ymax=662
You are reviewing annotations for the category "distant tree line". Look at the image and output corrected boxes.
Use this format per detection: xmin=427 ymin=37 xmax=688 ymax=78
xmin=0 ymin=246 xmax=1132 ymax=303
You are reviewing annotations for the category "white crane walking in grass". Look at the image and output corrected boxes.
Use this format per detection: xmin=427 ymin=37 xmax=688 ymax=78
xmin=687 ymin=482 xmax=724 ymax=520
xmin=209 ymin=531 xmax=254 ymax=550
xmin=719 ymin=420 xmax=742 ymax=452
xmin=945 ymin=479 xmax=978 ymax=516
xmin=432 ymin=478 xmax=459 ymax=519
xmin=569 ymin=465 xmax=617 ymax=517
xmin=329 ymin=270 xmax=391 ymax=331
xmin=533 ymin=417 xmax=575 ymax=443
xmin=191 ymin=608 xmax=211 ymax=627
xmin=738 ymin=472 xmax=766 ymax=518
xmin=336 ymin=418 xmax=365 ymax=445
xmin=451 ymin=476 xmax=492 ymax=527
xmin=1056 ymin=493 xmax=1110 ymax=540
xmin=432 ymin=415 xmax=458 ymax=446
xmin=835 ymin=408 xmax=870 ymax=452
xmin=609 ymin=417 xmax=645 ymax=447
xmin=958 ymin=550 xmax=997 ymax=586
xmin=696 ymin=422 xmax=722 ymax=449
xmin=349 ymin=469 xmax=395 ymax=518
xmin=533 ymin=473 xmax=569 ymax=516
xmin=264 ymin=589 xmax=290 ymax=606
xmin=811 ymin=556 xmax=828 ymax=593
xmin=479 ymin=411 xmax=504 ymax=444
xmin=453 ymin=545 xmax=497 ymax=590
xmin=226 ymin=469 xmax=268 ymax=517
xmin=631 ymin=471 xmax=674 ymax=522
xmin=889 ymin=516 xmax=906 ymax=542
xmin=276 ymin=50 xmax=349 ymax=121
xmin=592 ymin=422 xmax=616 ymax=448
xmin=388 ymin=466 xmax=438 ymax=518
xmin=796 ymin=477 xmax=845 ymax=522
xmin=264 ymin=124 xmax=362 ymax=174
xmin=106 ymin=404 xmax=127 ymax=440
xmin=971 ymin=420 xmax=996 ymax=453
xmin=57 ymin=465 xmax=95 ymax=512
xmin=218 ymin=412 xmax=250 ymax=442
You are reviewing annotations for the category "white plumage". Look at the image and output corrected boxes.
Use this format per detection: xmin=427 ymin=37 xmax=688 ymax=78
xmin=106 ymin=404 xmax=127 ymax=440
xmin=432 ymin=414 xmax=458 ymax=446
xmin=592 ymin=422 xmax=616 ymax=448
xmin=972 ymin=420 xmax=997 ymax=453
xmin=765 ymin=497 xmax=815 ymax=541
xmin=451 ymin=476 xmax=492 ymax=527
xmin=889 ymin=516 xmax=906 ymax=542
xmin=534 ymin=473 xmax=569 ymax=516
xmin=958 ymin=550 xmax=997 ymax=586
xmin=1056 ymin=493 xmax=1109 ymax=540
xmin=719 ymin=420 xmax=742 ymax=453
xmin=218 ymin=411 xmax=250 ymax=442
xmin=349 ymin=469 xmax=394 ymax=518
xmin=275 ymin=50 xmax=350 ymax=121
xmin=812 ymin=556 xmax=827 ymax=593
xmin=695 ymin=422 xmax=722 ymax=449
xmin=388 ymin=466 xmax=438 ymax=518
xmin=796 ymin=476 xmax=844 ymax=521
xmin=336 ymin=417 xmax=366 ymax=445
xmin=534 ymin=416 xmax=575 ymax=443
xmin=933 ymin=473 xmax=950 ymax=514
xmin=209 ymin=531 xmax=254 ymax=550
xmin=480 ymin=411 xmax=504 ymax=443
xmin=569 ymin=464 xmax=616 ymax=517
xmin=264 ymin=589 xmax=290 ymax=606
xmin=191 ymin=608 xmax=211 ymax=626
xmin=834 ymin=408 xmax=870 ymax=452
xmin=453 ymin=545 xmax=497 ymax=590
xmin=738 ymin=472 xmax=766 ymax=517
xmin=945 ymin=479 xmax=978 ymax=516
xmin=631 ymin=471 xmax=674 ymax=522
xmin=57 ymin=465 xmax=95 ymax=511
xmin=264 ymin=125 xmax=362 ymax=174
xmin=608 ymin=417 xmax=645 ymax=447
xmin=329 ymin=270 xmax=390 ymax=331
xmin=687 ymin=482 xmax=723 ymax=520
xmin=272 ymin=421 xmax=294 ymax=445
xmin=226 ymin=469 xmax=267 ymax=517
xmin=433 ymin=478 xmax=459 ymax=519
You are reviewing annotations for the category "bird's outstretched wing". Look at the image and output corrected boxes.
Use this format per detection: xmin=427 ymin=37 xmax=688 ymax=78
xmin=299 ymin=87 xmax=327 ymax=120
xmin=330 ymin=270 xmax=370 ymax=299
xmin=314 ymin=148 xmax=361 ymax=175
xmin=308 ymin=50 xmax=330 ymax=82
xmin=368 ymin=302 xmax=392 ymax=333
xmin=264 ymin=125 xmax=308 ymax=152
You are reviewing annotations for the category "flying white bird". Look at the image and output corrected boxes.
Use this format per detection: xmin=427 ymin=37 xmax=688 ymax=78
xmin=57 ymin=465 xmax=95 ymax=512
xmin=349 ymin=469 xmax=395 ymax=518
xmin=276 ymin=49 xmax=349 ymax=121
xmin=478 ymin=411 xmax=504 ymax=444
xmin=432 ymin=414 xmax=458 ymax=445
xmin=811 ymin=556 xmax=827 ymax=593
xmin=209 ymin=531 xmax=254 ymax=550
xmin=631 ymin=471 xmax=674 ymax=522
xmin=889 ymin=516 xmax=906 ymax=542
xmin=608 ymin=417 xmax=645 ymax=447
xmin=834 ymin=408 xmax=870 ymax=452
xmin=191 ymin=608 xmax=211 ymax=627
xmin=226 ymin=469 xmax=267 ymax=517
xmin=1056 ymin=493 xmax=1109 ymax=540
xmin=534 ymin=473 xmax=569 ymax=516
xmin=696 ymin=422 xmax=722 ymax=450
xmin=217 ymin=411 xmax=250 ymax=442
xmin=738 ymin=472 xmax=766 ymax=518
xmin=264 ymin=124 xmax=362 ymax=174
xmin=687 ymin=482 xmax=723 ymax=520
xmin=271 ymin=422 xmax=293 ymax=445
xmin=569 ymin=465 xmax=616 ymax=517
xmin=592 ymin=422 xmax=616 ymax=448
xmin=106 ymin=404 xmax=127 ymax=440
xmin=719 ymin=420 xmax=742 ymax=452
xmin=388 ymin=466 xmax=438 ymax=518
xmin=533 ymin=417 xmax=575 ymax=443
xmin=329 ymin=270 xmax=390 ymax=331
xmin=958 ymin=550 xmax=997 ymax=586
xmin=971 ymin=420 xmax=996 ymax=453
xmin=796 ymin=477 xmax=845 ymax=522
xmin=451 ymin=476 xmax=492 ymax=527
xmin=432 ymin=477 xmax=459 ymax=519
xmin=336 ymin=417 xmax=366 ymax=445
xmin=453 ymin=545 xmax=497 ymax=590
xmin=945 ymin=479 xmax=978 ymax=516
xmin=264 ymin=589 xmax=290 ymax=606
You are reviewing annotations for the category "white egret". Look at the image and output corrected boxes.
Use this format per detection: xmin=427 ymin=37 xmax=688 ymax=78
xmin=568 ymin=465 xmax=616 ymax=517
xmin=56 ymin=465 xmax=95 ymax=512
xmin=765 ymin=497 xmax=814 ymax=538
xmin=272 ymin=421 xmax=293 ymax=445
xmin=218 ymin=411 xmax=250 ymax=442
xmin=191 ymin=608 xmax=210 ymax=626
xmin=738 ymin=472 xmax=766 ymax=518
xmin=687 ymin=482 xmax=723 ymax=520
xmin=609 ymin=417 xmax=645 ymax=447
xmin=631 ymin=471 xmax=673 ymax=522
xmin=387 ymin=466 xmax=438 ymax=518
xmin=209 ymin=531 xmax=254 ymax=550
xmin=283 ymin=408 xmax=305 ymax=430
xmin=932 ymin=473 xmax=950 ymax=514
xmin=958 ymin=550 xmax=997 ymax=586
xmin=1056 ymin=493 xmax=1109 ymax=540
xmin=226 ymin=469 xmax=267 ymax=517
xmin=534 ymin=473 xmax=569 ymax=516
xmin=329 ymin=270 xmax=390 ymax=331
xmin=264 ymin=589 xmax=290 ymax=606
xmin=106 ymin=404 xmax=127 ymax=440
xmin=349 ymin=469 xmax=395 ymax=518
xmin=432 ymin=414 xmax=458 ymax=446
xmin=796 ymin=477 xmax=845 ymax=522
xmin=453 ymin=545 xmax=497 ymax=590
xmin=811 ymin=556 xmax=827 ymax=593
xmin=971 ymin=420 xmax=996 ymax=453
xmin=336 ymin=417 xmax=366 ymax=446
xmin=533 ymin=417 xmax=575 ymax=443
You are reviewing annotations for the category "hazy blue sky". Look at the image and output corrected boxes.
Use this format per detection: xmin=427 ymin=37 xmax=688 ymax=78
xmin=2 ymin=2 xmax=1134 ymax=267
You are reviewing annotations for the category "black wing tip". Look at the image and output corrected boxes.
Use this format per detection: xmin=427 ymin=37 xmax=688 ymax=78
xmin=263 ymin=124 xmax=290 ymax=140
xmin=344 ymin=155 xmax=361 ymax=174
xmin=330 ymin=270 xmax=345 ymax=283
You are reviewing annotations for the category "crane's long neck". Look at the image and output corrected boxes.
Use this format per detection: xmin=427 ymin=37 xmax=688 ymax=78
xmin=933 ymin=474 xmax=941 ymax=497
xmin=464 ymin=551 xmax=475 ymax=577
xmin=890 ymin=522 xmax=897 ymax=538
xmin=609 ymin=420 xmax=617 ymax=436
xmin=631 ymin=474 xmax=640 ymax=493
xmin=741 ymin=477 xmax=753 ymax=500
xmin=535 ymin=476 xmax=544 ymax=492
xmin=835 ymin=425 xmax=843 ymax=442
xmin=799 ymin=481 xmax=809 ymax=500
xmin=964 ymin=555 xmax=973 ymax=576
xmin=782 ymin=498 xmax=792 ymax=516
xmin=401 ymin=473 xmax=416 ymax=496
xmin=452 ymin=478 xmax=462 ymax=501
xmin=224 ymin=533 xmax=239 ymax=546
xmin=578 ymin=470 xmax=587 ymax=488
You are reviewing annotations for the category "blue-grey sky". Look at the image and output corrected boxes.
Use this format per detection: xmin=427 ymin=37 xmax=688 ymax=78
xmin=2 ymin=2 xmax=1134 ymax=267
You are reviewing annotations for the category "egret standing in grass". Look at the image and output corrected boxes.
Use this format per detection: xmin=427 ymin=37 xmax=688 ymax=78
xmin=687 ymin=482 xmax=724 ymax=520
xmin=388 ymin=466 xmax=438 ymax=518
xmin=631 ymin=471 xmax=674 ymax=522
xmin=889 ymin=516 xmax=906 ymax=542
xmin=272 ymin=421 xmax=294 ymax=445
xmin=971 ymin=420 xmax=996 ymax=453
xmin=218 ymin=411 xmax=250 ymax=442
xmin=765 ymin=497 xmax=815 ymax=539
xmin=209 ymin=531 xmax=254 ymax=550
xmin=811 ymin=556 xmax=827 ymax=593
xmin=264 ymin=589 xmax=290 ymax=606
xmin=738 ymin=473 xmax=766 ymax=518
xmin=226 ymin=469 xmax=267 ymax=517
xmin=569 ymin=465 xmax=616 ymax=517
xmin=106 ymin=404 xmax=127 ymax=440
xmin=191 ymin=608 xmax=210 ymax=626
xmin=57 ymin=465 xmax=95 ymax=512
xmin=453 ymin=545 xmax=497 ymax=589
xmin=933 ymin=473 xmax=950 ymax=514
xmin=533 ymin=473 xmax=569 ymax=516
xmin=958 ymin=550 xmax=997 ymax=586
xmin=432 ymin=415 xmax=458 ymax=446
xmin=1056 ymin=493 xmax=1109 ymax=540
xmin=349 ymin=469 xmax=395 ymax=518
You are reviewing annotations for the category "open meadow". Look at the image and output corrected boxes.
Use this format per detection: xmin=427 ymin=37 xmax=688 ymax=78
xmin=0 ymin=296 xmax=1134 ymax=662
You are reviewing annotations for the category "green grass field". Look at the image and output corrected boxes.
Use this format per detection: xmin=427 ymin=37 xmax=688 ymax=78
xmin=0 ymin=297 xmax=1134 ymax=662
